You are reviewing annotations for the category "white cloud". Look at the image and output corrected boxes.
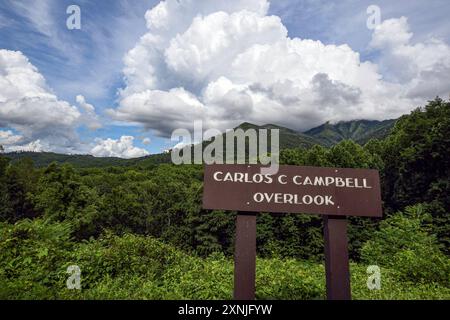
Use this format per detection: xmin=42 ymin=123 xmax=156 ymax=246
xmin=0 ymin=50 xmax=84 ymax=150
xmin=370 ymin=17 xmax=413 ymax=49
xmin=110 ymin=0 xmax=450 ymax=136
xmin=164 ymin=11 xmax=287 ymax=86
xmin=370 ymin=17 xmax=450 ymax=85
xmin=142 ymin=137 xmax=151 ymax=145
xmin=0 ymin=49 xmax=83 ymax=152
xmin=370 ymin=17 xmax=450 ymax=97
xmin=0 ymin=49 xmax=107 ymax=154
xmin=0 ymin=130 xmax=23 ymax=145
xmin=76 ymin=95 xmax=102 ymax=130
xmin=76 ymin=95 xmax=95 ymax=113
xmin=90 ymin=136 xmax=149 ymax=158
xmin=120 ymin=0 xmax=270 ymax=96
xmin=7 ymin=139 xmax=44 ymax=152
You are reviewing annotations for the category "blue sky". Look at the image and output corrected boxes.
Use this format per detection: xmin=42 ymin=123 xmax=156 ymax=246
xmin=0 ymin=0 xmax=449 ymax=156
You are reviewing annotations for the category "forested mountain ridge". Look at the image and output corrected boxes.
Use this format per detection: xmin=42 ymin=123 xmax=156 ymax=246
xmin=304 ymin=119 xmax=396 ymax=146
xmin=3 ymin=151 xmax=171 ymax=168
xmin=2 ymin=152 xmax=132 ymax=168
xmin=3 ymin=119 xmax=396 ymax=167
xmin=235 ymin=122 xmax=324 ymax=149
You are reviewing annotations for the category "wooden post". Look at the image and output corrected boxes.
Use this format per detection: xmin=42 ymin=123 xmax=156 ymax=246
xmin=323 ymin=215 xmax=351 ymax=300
xmin=234 ymin=212 xmax=257 ymax=300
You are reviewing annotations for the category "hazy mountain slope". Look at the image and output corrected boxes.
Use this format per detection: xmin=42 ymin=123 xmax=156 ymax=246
xmin=236 ymin=122 xmax=325 ymax=149
xmin=304 ymin=119 xmax=396 ymax=147
xmin=3 ymin=151 xmax=171 ymax=168
xmin=3 ymin=119 xmax=397 ymax=167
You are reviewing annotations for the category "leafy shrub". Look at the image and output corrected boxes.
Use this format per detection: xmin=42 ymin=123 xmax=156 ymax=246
xmin=0 ymin=219 xmax=73 ymax=299
xmin=1 ymin=219 xmax=449 ymax=300
xmin=350 ymin=264 xmax=450 ymax=300
xmin=361 ymin=205 xmax=450 ymax=285
xmin=256 ymin=258 xmax=325 ymax=299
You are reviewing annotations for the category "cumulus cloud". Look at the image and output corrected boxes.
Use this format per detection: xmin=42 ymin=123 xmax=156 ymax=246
xmin=109 ymin=0 xmax=450 ymax=136
xmin=112 ymin=87 xmax=205 ymax=136
xmin=7 ymin=140 xmax=44 ymax=152
xmin=0 ymin=49 xmax=83 ymax=152
xmin=0 ymin=49 xmax=106 ymax=153
xmin=0 ymin=130 xmax=23 ymax=146
xmin=90 ymin=136 xmax=149 ymax=158
xmin=370 ymin=17 xmax=450 ymax=97
xmin=76 ymin=95 xmax=102 ymax=130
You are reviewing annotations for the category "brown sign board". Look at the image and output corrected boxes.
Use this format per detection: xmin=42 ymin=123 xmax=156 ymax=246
xmin=203 ymin=164 xmax=382 ymax=217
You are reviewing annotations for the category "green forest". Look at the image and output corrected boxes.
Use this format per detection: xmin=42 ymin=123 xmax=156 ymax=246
xmin=0 ymin=97 xmax=449 ymax=299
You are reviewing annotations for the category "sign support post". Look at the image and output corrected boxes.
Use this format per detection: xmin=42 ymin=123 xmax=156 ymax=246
xmin=234 ymin=211 xmax=257 ymax=300
xmin=323 ymin=215 xmax=351 ymax=300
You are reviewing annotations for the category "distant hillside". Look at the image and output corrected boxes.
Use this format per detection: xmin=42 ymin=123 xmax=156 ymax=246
xmin=235 ymin=120 xmax=395 ymax=149
xmin=304 ymin=119 xmax=396 ymax=147
xmin=235 ymin=122 xmax=324 ymax=149
xmin=4 ymin=151 xmax=171 ymax=168
xmin=4 ymin=152 xmax=127 ymax=167
xmin=3 ymin=119 xmax=397 ymax=167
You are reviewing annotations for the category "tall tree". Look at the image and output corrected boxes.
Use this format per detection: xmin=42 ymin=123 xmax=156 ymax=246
xmin=382 ymin=97 xmax=450 ymax=251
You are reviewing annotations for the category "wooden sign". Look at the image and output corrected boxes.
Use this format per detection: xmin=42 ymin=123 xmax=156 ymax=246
xmin=202 ymin=164 xmax=383 ymax=301
xmin=203 ymin=164 xmax=382 ymax=217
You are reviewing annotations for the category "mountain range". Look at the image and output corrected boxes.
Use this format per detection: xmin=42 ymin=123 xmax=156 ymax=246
xmin=3 ymin=119 xmax=396 ymax=167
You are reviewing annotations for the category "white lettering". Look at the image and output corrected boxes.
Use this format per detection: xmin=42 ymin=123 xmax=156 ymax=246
xmin=304 ymin=176 xmax=313 ymax=185
xmin=251 ymin=193 xmax=335 ymax=206
xmin=335 ymin=177 xmax=345 ymax=187
xmin=234 ymin=172 xmax=244 ymax=182
xmin=254 ymin=193 xmax=264 ymax=203
xmin=278 ymin=175 xmax=287 ymax=185
xmin=363 ymin=179 xmax=372 ymax=189
xmin=293 ymin=175 xmax=302 ymax=185
xmin=314 ymin=195 xmax=324 ymax=205
xmin=325 ymin=195 xmax=334 ymax=206
xmin=345 ymin=177 xmax=354 ymax=187
xmin=325 ymin=177 xmax=335 ymax=186
xmin=275 ymin=193 xmax=283 ymax=203
xmin=303 ymin=195 xmax=313 ymax=205
xmin=213 ymin=171 xmax=223 ymax=181
xmin=284 ymin=193 xmax=293 ymax=204
xmin=313 ymin=176 xmax=325 ymax=186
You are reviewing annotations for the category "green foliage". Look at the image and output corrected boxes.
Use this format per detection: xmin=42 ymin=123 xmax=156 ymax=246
xmin=0 ymin=219 xmax=73 ymax=299
xmin=361 ymin=205 xmax=450 ymax=285
xmin=304 ymin=119 xmax=396 ymax=147
xmin=256 ymin=258 xmax=324 ymax=299
xmin=382 ymin=97 xmax=450 ymax=250
xmin=29 ymin=163 xmax=102 ymax=239
xmin=4 ymin=151 xmax=172 ymax=168
xmin=1 ymin=219 xmax=449 ymax=300
xmin=0 ymin=155 xmax=12 ymax=220
xmin=280 ymin=139 xmax=382 ymax=169
xmin=257 ymin=213 xmax=324 ymax=261
xmin=0 ymin=156 xmax=40 ymax=224
xmin=350 ymin=263 xmax=450 ymax=300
